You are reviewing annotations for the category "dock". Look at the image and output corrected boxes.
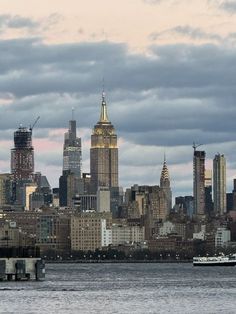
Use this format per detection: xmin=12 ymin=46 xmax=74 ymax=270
xmin=0 ymin=258 xmax=45 ymax=281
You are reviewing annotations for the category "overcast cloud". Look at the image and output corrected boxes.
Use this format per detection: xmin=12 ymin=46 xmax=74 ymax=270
xmin=0 ymin=37 xmax=236 ymax=196
xmin=0 ymin=1 xmax=236 ymax=198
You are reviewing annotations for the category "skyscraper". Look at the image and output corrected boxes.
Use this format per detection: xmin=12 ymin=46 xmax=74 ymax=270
xmin=63 ymin=112 xmax=82 ymax=177
xmin=59 ymin=114 xmax=82 ymax=207
xmin=160 ymin=157 xmax=172 ymax=213
xmin=193 ymin=149 xmax=205 ymax=216
xmin=11 ymin=126 xmax=34 ymax=180
xmin=213 ymin=153 xmax=226 ymax=216
xmin=90 ymin=92 xmax=118 ymax=193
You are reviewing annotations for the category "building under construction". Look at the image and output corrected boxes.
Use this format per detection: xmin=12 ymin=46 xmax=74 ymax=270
xmin=11 ymin=126 xmax=34 ymax=180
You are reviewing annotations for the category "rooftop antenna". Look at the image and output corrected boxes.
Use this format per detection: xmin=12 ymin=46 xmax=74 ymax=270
xmin=72 ymin=107 xmax=75 ymax=120
xmin=102 ymin=77 xmax=105 ymax=100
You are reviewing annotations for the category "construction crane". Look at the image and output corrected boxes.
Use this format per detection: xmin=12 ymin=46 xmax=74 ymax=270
xmin=192 ymin=142 xmax=202 ymax=152
xmin=30 ymin=116 xmax=40 ymax=132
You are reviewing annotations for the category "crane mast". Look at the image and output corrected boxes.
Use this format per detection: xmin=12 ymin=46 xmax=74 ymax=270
xmin=30 ymin=116 xmax=40 ymax=132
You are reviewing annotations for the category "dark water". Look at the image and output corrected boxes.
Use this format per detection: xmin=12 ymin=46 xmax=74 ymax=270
xmin=0 ymin=263 xmax=236 ymax=314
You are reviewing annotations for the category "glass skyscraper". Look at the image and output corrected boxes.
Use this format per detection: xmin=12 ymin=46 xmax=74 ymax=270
xmin=63 ymin=117 xmax=82 ymax=177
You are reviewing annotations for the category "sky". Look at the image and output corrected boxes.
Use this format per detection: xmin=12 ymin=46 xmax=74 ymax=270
xmin=0 ymin=0 xmax=236 ymax=198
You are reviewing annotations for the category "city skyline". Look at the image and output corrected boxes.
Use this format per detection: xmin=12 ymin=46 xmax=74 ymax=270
xmin=0 ymin=0 xmax=236 ymax=197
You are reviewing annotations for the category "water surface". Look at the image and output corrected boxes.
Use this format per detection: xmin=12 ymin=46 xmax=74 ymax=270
xmin=0 ymin=263 xmax=235 ymax=313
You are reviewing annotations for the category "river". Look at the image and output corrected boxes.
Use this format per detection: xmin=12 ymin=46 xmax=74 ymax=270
xmin=0 ymin=263 xmax=235 ymax=313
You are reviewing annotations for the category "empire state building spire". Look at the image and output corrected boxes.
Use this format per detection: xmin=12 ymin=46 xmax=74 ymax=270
xmin=90 ymin=91 xmax=118 ymax=193
xmin=99 ymin=92 xmax=109 ymax=123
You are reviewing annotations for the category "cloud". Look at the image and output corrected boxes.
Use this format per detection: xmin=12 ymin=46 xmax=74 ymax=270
xmin=150 ymin=25 xmax=222 ymax=41
xmin=0 ymin=14 xmax=62 ymax=37
xmin=0 ymin=38 xmax=236 ymax=145
xmin=0 ymin=36 xmax=236 ymax=194
xmin=220 ymin=1 xmax=236 ymax=13
xmin=0 ymin=15 xmax=39 ymax=30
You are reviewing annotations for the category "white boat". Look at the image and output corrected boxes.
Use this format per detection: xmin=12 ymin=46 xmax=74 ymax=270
xmin=193 ymin=254 xmax=236 ymax=266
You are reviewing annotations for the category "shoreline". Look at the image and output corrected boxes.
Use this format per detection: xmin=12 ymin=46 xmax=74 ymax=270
xmin=45 ymin=259 xmax=192 ymax=264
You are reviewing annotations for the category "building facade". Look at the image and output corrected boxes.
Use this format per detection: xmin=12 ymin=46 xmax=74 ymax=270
xmin=97 ymin=186 xmax=110 ymax=213
xmin=0 ymin=174 xmax=12 ymax=207
xmin=70 ymin=212 xmax=112 ymax=251
xmin=215 ymin=227 xmax=230 ymax=248
xmin=63 ymin=116 xmax=82 ymax=177
xmin=213 ymin=154 xmax=226 ymax=216
xmin=0 ymin=221 xmax=20 ymax=247
xmin=193 ymin=150 xmax=206 ymax=216
xmin=205 ymin=169 xmax=213 ymax=215
xmin=36 ymin=211 xmax=71 ymax=254
xmin=111 ymin=222 xmax=145 ymax=245
xmin=11 ymin=126 xmax=34 ymax=180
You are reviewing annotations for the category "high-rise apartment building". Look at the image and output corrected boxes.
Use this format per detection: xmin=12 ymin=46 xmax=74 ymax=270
xmin=175 ymin=196 xmax=194 ymax=217
xmin=205 ymin=169 xmax=213 ymax=214
xmin=232 ymin=179 xmax=236 ymax=211
xmin=193 ymin=150 xmax=206 ymax=216
xmin=59 ymin=170 xmax=79 ymax=207
xmin=90 ymin=93 xmax=118 ymax=193
xmin=11 ymin=126 xmax=34 ymax=180
xmin=213 ymin=153 xmax=226 ymax=216
xmin=63 ymin=115 xmax=82 ymax=177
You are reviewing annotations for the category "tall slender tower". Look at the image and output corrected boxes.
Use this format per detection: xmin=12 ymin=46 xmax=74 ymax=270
xmin=193 ymin=148 xmax=206 ymax=216
xmin=63 ymin=110 xmax=82 ymax=177
xmin=59 ymin=112 xmax=82 ymax=207
xmin=160 ymin=156 xmax=172 ymax=213
xmin=11 ymin=125 xmax=34 ymax=180
xmin=90 ymin=92 xmax=118 ymax=193
xmin=213 ymin=153 xmax=226 ymax=216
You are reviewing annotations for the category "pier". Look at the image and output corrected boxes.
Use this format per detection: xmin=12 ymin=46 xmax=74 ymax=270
xmin=0 ymin=258 xmax=45 ymax=281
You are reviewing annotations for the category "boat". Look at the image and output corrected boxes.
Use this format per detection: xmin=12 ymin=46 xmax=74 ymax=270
xmin=193 ymin=254 xmax=236 ymax=266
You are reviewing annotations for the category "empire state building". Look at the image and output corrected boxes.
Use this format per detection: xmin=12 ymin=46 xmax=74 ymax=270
xmin=90 ymin=92 xmax=118 ymax=193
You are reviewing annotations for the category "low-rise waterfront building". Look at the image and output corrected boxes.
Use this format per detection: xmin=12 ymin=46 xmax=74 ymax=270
xmin=36 ymin=211 xmax=71 ymax=254
xmin=111 ymin=222 xmax=145 ymax=246
xmin=0 ymin=221 xmax=21 ymax=247
xmin=71 ymin=211 xmax=112 ymax=251
xmin=215 ymin=227 xmax=231 ymax=248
